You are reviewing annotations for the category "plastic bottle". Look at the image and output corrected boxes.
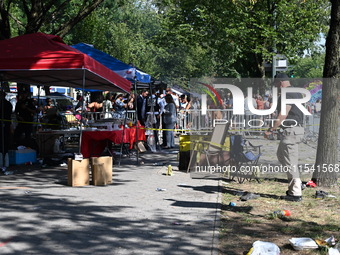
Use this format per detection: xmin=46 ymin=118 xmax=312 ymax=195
xmin=53 ymin=138 xmax=60 ymax=153
xmin=166 ymin=165 xmax=173 ymax=176
xmin=273 ymin=210 xmax=291 ymax=217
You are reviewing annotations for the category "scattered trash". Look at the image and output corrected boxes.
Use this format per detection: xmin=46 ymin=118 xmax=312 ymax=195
xmin=166 ymin=165 xmax=173 ymax=176
xmin=24 ymin=191 xmax=31 ymax=194
xmin=315 ymin=190 xmax=335 ymax=199
xmin=25 ymin=161 xmax=32 ymax=165
xmin=325 ymin=236 xmax=337 ymax=246
xmin=289 ymin=237 xmax=318 ymax=251
xmin=4 ymin=171 xmax=14 ymax=175
xmin=60 ymin=163 xmax=67 ymax=167
xmin=172 ymin=222 xmax=182 ymax=225
xmin=315 ymin=239 xmax=328 ymax=247
xmin=246 ymin=240 xmax=280 ymax=255
xmin=272 ymin=210 xmax=291 ymax=218
xmin=316 ymin=236 xmax=337 ymax=247
xmin=327 ymin=194 xmax=337 ymax=198
xmin=163 ymin=235 xmax=176 ymax=239
xmin=234 ymin=191 xmax=245 ymax=196
xmin=306 ymin=180 xmax=317 ymax=188
xmin=329 ymin=248 xmax=340 ymax=255
xmin=240 ymin=192 xmax=260 ymax=201
xmin=156 ymin=188 xmax=166 ymax=191
xmin=329 ymin=244 xmax=340 ymax=255
xmin=229 ymin=202 xmax=236 ymax=207
xmin=177 ymin=183 xmax=189 ymax=186
xmin=153 ymin=162 xmax=164 ymax=166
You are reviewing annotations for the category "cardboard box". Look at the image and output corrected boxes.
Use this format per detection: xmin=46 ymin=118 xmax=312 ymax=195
xmin=67 ymin=158 xmax=90 ymax=187
xmin=91 ymin=156 xmax=113 ymax=184
xmin=92 ymin=163 xmax=107 ymax=186
xmin=9 ymin=149 xmax=37 ymax=165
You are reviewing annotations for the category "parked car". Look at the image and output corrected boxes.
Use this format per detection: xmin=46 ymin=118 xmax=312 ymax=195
xmin=33 ymin=95 xmax=74 ymax=112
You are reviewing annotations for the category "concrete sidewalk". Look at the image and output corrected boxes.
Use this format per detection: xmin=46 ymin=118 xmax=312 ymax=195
xmin=0 ymin=135 xmax=333 ymax=255
xmin=0 ymin=149 xmax=222 ymax=255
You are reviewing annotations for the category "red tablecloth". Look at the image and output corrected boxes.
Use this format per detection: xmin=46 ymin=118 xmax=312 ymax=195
xmin=80 ymin=127 xmax=146 ymax=158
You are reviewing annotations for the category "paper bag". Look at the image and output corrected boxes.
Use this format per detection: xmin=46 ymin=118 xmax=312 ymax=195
xmin=67 ymin=158 xmax=90 ymax=186
xmin=91 ymin=156 xmax=113 ymax=184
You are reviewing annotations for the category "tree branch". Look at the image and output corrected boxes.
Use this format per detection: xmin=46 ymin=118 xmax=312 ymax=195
xmin=54 ymin=0 xmax=105 ymax=38
xmin=22 ymin=0 xmax=30 ymax=17
xmin=8 ymin=11 xmax=25 ymax=28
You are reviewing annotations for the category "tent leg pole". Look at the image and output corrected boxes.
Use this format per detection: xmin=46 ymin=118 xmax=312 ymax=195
xmin=118 ymin=108 xmax=128 ymax=166
xmin=0 ymin=81 xmax=4 ymax=166
xmin=134 ymin=80 xmax=139 ymax=165
xmin=78 ymin=69 xmax=86 ymax=156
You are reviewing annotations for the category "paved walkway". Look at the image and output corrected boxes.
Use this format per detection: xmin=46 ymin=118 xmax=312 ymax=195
xmin=0 ymin=148 xmax=221 ymax=255
xmin=0 ymin=135 xmax=336 ymax=254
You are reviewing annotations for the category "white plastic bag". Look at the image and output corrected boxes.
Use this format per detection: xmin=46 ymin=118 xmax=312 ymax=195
xmin=248 ymin=241 xmax=280 ymax=255
xmin=289 ymin=238 xmax=318 ymax=251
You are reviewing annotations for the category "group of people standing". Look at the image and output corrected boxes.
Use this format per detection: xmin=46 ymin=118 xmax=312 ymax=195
xmin=135 ymin=88 xmax=192 ymax=150
xmin=76 ymin=93 xmax=135 ymax=120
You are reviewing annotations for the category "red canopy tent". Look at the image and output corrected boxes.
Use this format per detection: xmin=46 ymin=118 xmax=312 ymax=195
xmin=0 ymin=33 xmax=131 ymax=92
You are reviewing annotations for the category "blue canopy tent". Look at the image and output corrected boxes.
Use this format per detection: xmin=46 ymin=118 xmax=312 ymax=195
xmin=71 ymin=43 xmax=154 ymax=165
xmin=71 ymin=43 xmax=151 ymax=85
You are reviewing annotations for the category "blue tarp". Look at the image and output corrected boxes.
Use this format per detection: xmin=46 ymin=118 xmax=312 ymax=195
xmin=72 ymin=43 xmax=151 ymax=84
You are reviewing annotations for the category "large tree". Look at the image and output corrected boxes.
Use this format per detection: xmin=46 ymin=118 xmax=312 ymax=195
xmin=0 ymin=0 xmax=105 ymax=40
xmin=65 ymin=0 xmax=215 ymax=87
xmin=155 ymin=0 xmax=329 ymax=91
xmin=313 ymin=0 xmax=340 ymax=186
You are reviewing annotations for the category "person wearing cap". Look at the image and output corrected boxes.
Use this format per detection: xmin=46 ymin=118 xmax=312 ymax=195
xmin=265 ymin=73 xmax=305 ymax=202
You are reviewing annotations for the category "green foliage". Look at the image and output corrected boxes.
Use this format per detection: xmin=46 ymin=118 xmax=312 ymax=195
xmin=289 ymin=53 xmax=325 ymax=78
xmin=155 ymin=0 xmax=330 ymax=80
xmin=0 ymin=0 xmax=105 ymax=39
xmin=1 ymin=0 xmax=331 ymax=89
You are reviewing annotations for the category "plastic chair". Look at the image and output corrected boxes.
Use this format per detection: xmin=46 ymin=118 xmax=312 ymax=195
xmin=227 ymin=135 xmax=262 ymax=183
xmin=187 ymin=122 xmax=230 ymax=173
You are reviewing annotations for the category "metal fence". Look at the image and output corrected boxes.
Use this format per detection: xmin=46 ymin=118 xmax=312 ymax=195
xmin=177 ymin=109 xmax=325 ymax=138
xmin=177 ymin=109 xmax=274 ymax=136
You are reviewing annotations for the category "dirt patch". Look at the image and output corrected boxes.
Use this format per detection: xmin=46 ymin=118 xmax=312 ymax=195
xmin=219 ymin=179 xmax=340 ymax=255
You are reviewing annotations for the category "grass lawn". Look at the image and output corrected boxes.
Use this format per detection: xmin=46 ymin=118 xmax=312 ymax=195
xmin=219 ymin=178 xmax=340 ymax=255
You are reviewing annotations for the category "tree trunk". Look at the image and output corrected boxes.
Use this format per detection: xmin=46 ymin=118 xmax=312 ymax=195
xmin=255 ymin=54 xmax=266 ymax=95
xmin=0 ymin=0 xmax=104 ymax=40
xmin=312 ymin=0 xmax=340 ymax=187
xmin=0 ymin=1 xmax=11 ymax=40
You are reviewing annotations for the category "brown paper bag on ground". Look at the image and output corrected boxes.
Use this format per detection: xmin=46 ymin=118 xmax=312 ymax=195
xmin=91 ymin=156 xmax=113 ymax=184
xmin=92 ymin=163 xmax=107 ymax=186
xmin=67 ymin=158 xmax=90 ymax=186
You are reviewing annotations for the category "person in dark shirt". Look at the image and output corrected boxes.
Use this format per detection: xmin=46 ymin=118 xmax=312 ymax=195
xmin=136 ymin=90 xmax=149 ymax=126
xmin=0 ymin=91 xmax=13 ymax=159
xmin=14 ymin=92 xmax=37 ymax=141
xmin=265 ymin=73 xmax=305 ymax=202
